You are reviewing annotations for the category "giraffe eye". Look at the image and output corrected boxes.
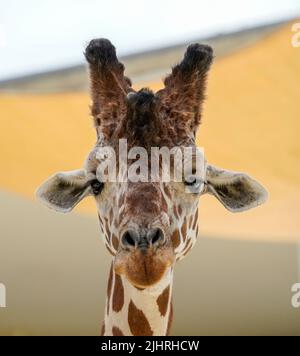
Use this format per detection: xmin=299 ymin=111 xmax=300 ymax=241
xmin=184 ymin=177 xmax=197 ymax=186
xmin=90 ymin=179 xmax=103 ymax=195
xmin=184 ymin=176 xmax=205 ymax=193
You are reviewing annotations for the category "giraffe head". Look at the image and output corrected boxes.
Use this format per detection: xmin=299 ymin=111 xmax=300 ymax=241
xmin=37 ymin=39 xmax=268 ymax=289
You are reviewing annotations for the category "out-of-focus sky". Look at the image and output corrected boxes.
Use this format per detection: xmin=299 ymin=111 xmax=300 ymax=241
xmin=0 ymin=0 xmax=299 ymax=80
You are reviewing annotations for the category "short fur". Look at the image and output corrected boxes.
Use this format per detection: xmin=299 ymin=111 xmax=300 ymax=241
xmin=36 ymin=38 xmax=267 ymax=336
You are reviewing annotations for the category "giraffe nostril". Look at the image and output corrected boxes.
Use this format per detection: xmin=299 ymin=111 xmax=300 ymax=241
xmin=121 ymin=229 xmax=165 ymax=250
xmin=122 ymin=231 xmax=136 ymax=248
xmin=149 ymin=228 xmax=164 ymax=246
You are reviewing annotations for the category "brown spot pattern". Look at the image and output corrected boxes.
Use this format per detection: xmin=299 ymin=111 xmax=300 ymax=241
xmin=161 ymin=193 xmax=168 ymax=212
xmin=128 ymin=300 xmax=153 ymax=336
xmin=112 ymin=273 xmax=124 ymax=312
xmin=101 ymin=322 xmax=105 ymax=336
xmin=188 ymin=214 xmax=194 ymax=228
xmin=173 ymin=205 xmax=179 ymax=219
xmin=104 ymin=218 xmax=110 ymax=242
xmin=156 ymin=286 xmax=170 ymax=316
xmin=112 ymin=326 xmax=124 ymax=336
xmin=171 ymin=229 xmax=181 ymax=249
xmin=109 ymin=209 xmax=113 ymax=224
xmin=98 ymin=214 xmax=104 ymax=230
xmin=107 ymin=264 xmax=113 ymax=314
xmin=181 ymin=220 xmax=187 ymax=241
xmin=177 ymin=205 xmax=182 ymax=216
xmin=112 ymin=234 xmax=119 ymax=251
xmin=192 ymin=209 xmax=198 ymax=230
xmin=183 ymin=239 xmax=193 ymax=256
xmin=184 ymin=244 xmax=193 ymax=256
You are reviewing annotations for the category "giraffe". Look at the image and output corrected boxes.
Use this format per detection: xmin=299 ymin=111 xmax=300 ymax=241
xmin=36 ymin=39 xmax=268 ymax=336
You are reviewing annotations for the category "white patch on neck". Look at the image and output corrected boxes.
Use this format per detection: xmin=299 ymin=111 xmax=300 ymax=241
xmin=104 ymin=267 xmax=173 ymax=336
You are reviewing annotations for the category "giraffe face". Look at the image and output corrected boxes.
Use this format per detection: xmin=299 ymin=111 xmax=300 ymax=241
xmin=36 ymin=38 xmax=268 ymax=291
xmin=87 ymin=146 xmax=205 ymax=288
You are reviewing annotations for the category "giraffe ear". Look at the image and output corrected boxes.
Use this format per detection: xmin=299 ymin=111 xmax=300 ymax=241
xmin=206 ymin=164 xmax=268 ymax=212
xmin=36 ymin=169 xmax=91 ymax=213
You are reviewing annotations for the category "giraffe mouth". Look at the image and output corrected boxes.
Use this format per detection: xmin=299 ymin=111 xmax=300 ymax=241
xmin=114 ymin=244 xmax=175 ymax=288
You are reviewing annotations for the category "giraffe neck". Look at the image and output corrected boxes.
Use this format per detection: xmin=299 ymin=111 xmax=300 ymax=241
xmin=102 ymin=262 xmax=174 ymax=336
